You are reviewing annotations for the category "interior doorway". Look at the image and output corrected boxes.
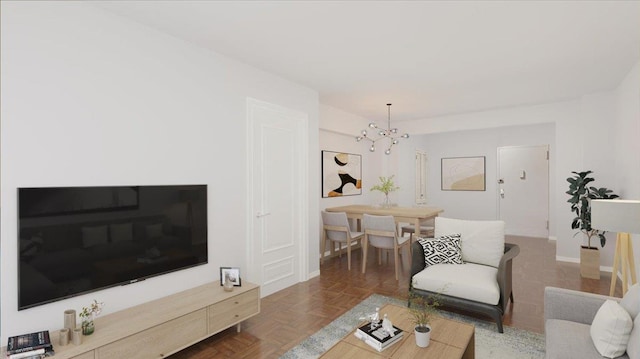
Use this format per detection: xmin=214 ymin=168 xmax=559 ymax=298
xmin=246 ymin=98 xmax=308 ymax=297
xmin=497 ymin=145 xmax=549 ymax=238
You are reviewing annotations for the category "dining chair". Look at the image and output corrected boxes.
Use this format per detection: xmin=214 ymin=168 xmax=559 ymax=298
xmin=321 ymin=211 xmax=364 ymax=270
xmin=401 ymin=219 xmax=435 ymax=241
xmin=362 ymin=214 xmax=411 ymax=280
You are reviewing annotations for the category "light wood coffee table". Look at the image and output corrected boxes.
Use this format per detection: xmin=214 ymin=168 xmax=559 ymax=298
xmin=321 ymin=304 xmax=475 ymax=359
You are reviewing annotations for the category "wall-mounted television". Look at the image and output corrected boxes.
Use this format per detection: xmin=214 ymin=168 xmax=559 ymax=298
xmin=18 ymin=185 xmax=208 ymax=310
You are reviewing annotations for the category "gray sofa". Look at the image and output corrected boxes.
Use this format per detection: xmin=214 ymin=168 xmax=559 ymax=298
xmin=544 ymin=287 xmax=638 ymax=359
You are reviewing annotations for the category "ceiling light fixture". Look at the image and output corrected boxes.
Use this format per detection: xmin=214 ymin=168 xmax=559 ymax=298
xmin=356 ymin=103 xmax=409 ymax=155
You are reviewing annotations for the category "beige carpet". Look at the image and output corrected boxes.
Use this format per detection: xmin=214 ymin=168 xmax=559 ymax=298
xmin=281 ymin=294 xmax=545 ymax=359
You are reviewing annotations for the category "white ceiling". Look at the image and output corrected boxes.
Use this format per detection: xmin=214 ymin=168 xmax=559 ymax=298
xmin=95 ymin=1 xmax=640 ymax=123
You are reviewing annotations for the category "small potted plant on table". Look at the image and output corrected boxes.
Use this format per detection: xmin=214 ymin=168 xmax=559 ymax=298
xmin=408 ymin=291 xmax=441 ymax=347
xmin=80 ymin=299 xmax=104 ymax=335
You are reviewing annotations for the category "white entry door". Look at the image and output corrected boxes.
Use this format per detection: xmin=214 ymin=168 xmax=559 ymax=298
xmin=497 ymin=145 xmax=549 ymax=238
xmin=247 ymin=98 xmax=308 ymax=297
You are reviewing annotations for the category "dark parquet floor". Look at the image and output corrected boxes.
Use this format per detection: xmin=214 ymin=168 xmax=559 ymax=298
xmin=171 ymin=235 xmax=621 ymax=358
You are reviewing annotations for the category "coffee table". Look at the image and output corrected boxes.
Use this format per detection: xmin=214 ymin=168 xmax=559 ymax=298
xmin=321 ymin=304 xmax=475 ymax=359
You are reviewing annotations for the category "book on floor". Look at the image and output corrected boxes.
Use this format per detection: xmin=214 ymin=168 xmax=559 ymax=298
xmin=6 ymin=331 xmax=52 ymax=356
xmin=354 ymin=321 xmax=403 ymax=352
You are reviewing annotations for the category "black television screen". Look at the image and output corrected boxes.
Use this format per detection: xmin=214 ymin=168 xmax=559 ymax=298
xmin=18 ymin=185 xmax=207 ymax=310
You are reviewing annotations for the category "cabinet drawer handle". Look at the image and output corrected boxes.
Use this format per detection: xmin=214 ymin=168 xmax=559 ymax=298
xmin=235 ymin=301 xmax=239 ymax=304
xmin=235 ymin=314 xmax=239 ymax=318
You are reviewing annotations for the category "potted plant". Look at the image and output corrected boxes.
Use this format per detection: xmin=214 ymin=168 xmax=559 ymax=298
xmin=408 ymin=290 xmax=441 ymax=348
xmin=79 ymin=299 xmax=104 ymax=335
xmin=566 ymin=170 xmax=618 ymax=279
xmin=370 ymin=175 xmax=399 ymax=207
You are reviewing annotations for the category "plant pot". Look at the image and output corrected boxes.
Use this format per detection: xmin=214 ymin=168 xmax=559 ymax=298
xmin=580 ymin=246 xmax=600 ymax=279
xmin=414 ymin=325 xmax=431 ymax=348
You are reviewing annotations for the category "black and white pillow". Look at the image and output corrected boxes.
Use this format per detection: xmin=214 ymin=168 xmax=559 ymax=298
xmin=417 ymin=234 xmax=463 ymax=266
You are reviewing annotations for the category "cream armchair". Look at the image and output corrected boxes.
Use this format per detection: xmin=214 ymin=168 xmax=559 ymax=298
xmin=409 ymin=217 xmax=520 ymax=333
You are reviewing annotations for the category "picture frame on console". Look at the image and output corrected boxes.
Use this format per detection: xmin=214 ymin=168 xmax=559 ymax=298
xmin=220 ymin=267 xmax=241 ymax=287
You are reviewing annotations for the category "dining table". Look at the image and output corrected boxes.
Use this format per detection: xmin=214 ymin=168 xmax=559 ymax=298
xmin=324 ymin=205 xmax=444 ymax=237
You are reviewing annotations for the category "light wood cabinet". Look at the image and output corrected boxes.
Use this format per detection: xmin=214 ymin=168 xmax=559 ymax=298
xmin=208 ymin=288 xmax=260 ymax=334
xmin=98 ymin=309 xmax=207 ymax=359
xmin=1 ymin=282 xmax=260 ymax=359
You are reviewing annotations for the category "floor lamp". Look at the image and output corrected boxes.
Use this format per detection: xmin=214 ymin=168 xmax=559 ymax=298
xmin=591 ymin=199 xmax=640 ymax=296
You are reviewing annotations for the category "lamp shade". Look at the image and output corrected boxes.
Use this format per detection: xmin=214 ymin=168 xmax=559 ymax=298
xmin=591 ymin=199 xmax=640 ymax=234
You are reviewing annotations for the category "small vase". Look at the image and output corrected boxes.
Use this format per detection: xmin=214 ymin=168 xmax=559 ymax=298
xmin=382 ymin=194 xmax=391 ymax=208
xmin=64 ymin=309 xmax=76 ymax=331
xmin=414 ymin=325 xmax=431 ymax=348
xmin=223 ymin=273 xmax=234 ymax=292
xmin=82 ymin=318 xmax=95 ymax=335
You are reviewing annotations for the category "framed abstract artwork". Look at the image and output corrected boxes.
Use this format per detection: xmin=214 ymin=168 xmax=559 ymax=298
xmin=441 ymin=156 xmax=486 ymax=191
xmin=322 ymin=151 xmax=362 ymax=198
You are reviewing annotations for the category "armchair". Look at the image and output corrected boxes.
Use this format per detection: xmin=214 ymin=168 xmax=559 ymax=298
xmin=409 ymin=217 xmax=520 ymax=333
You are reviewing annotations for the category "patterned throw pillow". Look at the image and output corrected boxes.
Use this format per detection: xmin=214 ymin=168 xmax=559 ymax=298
xmin=417 ymin=234 xmax=463 ymax=266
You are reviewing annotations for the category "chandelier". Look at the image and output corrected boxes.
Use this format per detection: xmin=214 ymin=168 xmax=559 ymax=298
xmin=355 ymin=103 xmax=409 ymax=155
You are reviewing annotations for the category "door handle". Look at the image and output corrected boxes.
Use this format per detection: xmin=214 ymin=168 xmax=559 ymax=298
xmin=256 ymin=212 xmax=271 ymax=218
xmin=500 ymin=189 xmax=505 ymax=198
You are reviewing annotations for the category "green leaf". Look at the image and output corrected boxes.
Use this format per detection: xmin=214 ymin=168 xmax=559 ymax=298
xmin=571 ymin=218 xmax=579 ymax=229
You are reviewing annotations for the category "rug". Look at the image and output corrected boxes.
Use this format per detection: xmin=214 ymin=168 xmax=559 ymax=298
xmin=281 ymin=294 xmax=545 ymax=359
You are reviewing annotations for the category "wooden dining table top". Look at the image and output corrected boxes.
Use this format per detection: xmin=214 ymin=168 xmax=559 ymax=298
xmin=325 ymin=205 xmax=443 ymax=219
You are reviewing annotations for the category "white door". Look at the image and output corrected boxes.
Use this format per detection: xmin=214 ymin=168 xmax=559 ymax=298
xmin=247 ymin=98 xmax=308 ymax=297
xmin=497 ymin=145 xmax=549 ymax=238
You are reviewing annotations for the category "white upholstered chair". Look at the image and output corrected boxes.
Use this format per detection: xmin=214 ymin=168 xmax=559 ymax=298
xmin=401 ymin=219 xmax=435 ymax=241
xmin=321 ymin=211 xmax=363 ymax=270
xmin=410 ymin=217 xmax=520 ymax=333
xmin=362 ymin=214 xmax=411 ymax=280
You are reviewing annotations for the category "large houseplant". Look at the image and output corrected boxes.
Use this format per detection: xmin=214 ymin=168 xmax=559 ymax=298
xmin=370 ymin=175 xmax=399 ymax=207
xmin=566 ymin=170 xmax=618 ymax=279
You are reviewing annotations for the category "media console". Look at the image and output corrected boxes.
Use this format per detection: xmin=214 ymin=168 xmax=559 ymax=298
xmin=2 ymin=281 xmax=260 ymax=359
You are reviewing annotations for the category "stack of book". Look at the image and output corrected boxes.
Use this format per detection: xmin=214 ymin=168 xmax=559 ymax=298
xmin=354 ymin=321 xmax=403 ymax=352
xmin=6 ymin=331 xmax=54 ymax=359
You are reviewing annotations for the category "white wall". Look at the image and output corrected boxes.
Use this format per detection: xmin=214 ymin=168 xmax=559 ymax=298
xmin=318 ymin=105 xmax=385 ymax=208
xmin=394 ymin=123 xmax=555 ymax=223
xmin=0 ymin=2 xmax=319 ymax=342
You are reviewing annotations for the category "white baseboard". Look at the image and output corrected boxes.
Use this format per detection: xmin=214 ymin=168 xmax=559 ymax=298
xmin=307 ymin=270 xmax=320 ymax=279
xmin=548 ymin=236 xmax=557 ymax=241
xmin=555 ymin=256 xmax=614 ymax=273
xmin=556 ymin=256 xmax=579 ymax=263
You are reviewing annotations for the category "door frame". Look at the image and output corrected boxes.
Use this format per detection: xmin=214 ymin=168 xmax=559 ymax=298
xmin=245 ymin=97 xmax=309 ymax=294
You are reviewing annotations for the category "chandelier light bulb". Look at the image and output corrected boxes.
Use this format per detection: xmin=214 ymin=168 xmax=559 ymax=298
xmin=401 ymin=133 xmax=409 ymax=139
xmin=370 ymin=144 xmax=375 ymax=152
xmin=356 ymin=136 xmax=363 ymax=142
xmin=368 ymin=122 xmax=377 ymax=129
xmin=391 ymin=128 xmax=398 ymax=134
xmin=361 ymin=129 xmax=367 ymax=136
xmin=385 ymin=148 xmax=391 ymax=155
xmin=392 ymin=139 xmax=399 ymax=145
